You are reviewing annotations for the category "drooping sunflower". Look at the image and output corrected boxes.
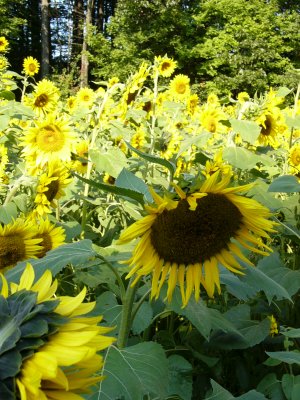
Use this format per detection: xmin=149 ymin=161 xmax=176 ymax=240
xmin=33 ymin=217 xmax=66 ymax=258
xmin=155 ymin=55 xmax=177 ymax=78
xmin=34 ymin=160 xmax=72 ymax=215
xmin=24 ymin=79 xmax=60 ymax=115
xmin=118 ymin=171 xmax=276 ymax=307
xmin=169 ymin=74 xmax=190 ymax=100
xmin=0 ymin=36 xmax=9 ymax=52
xmin=23 ymin=56 xmax=40 ymax=76
xmin=0 ymin=218 xmax=42 ymax=271
xmin=22 ymin=113 xmax=76 ymax=167
xmin=0 ymin=263 xmax=115 ymax=399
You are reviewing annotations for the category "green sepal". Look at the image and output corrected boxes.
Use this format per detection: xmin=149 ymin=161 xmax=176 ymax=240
xmin=0 ymin=349 xmax=22 ymax=379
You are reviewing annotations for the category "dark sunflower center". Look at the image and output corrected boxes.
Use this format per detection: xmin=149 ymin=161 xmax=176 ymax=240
xmin=150 ymin=193 xmax=243 ymax=265
xmin=36 ymin=233 xmax=52 ymax=258
xmin=0 ymin=236 xmax=26 ymax=269
xmin=45 ymin=179 xmax=59 ymax=202
xmin=260 ymin=116 xmax=272 ymax=136
xmin=161 ymin=62 xmax=171 ymax=71
xmin=34 ymin=93 xmax=49 ymax=108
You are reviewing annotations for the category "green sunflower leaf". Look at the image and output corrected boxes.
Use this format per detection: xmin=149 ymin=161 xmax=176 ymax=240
xmin=205 ymin=380 xmax=267 ymax=400
xmin=0 ymin=202 xmax=18 ymax=224
xmin=90 ymin=147 xmax=128 ymax=177
xmin=3 ymin=240 xmax=96 ymax=286
xmin=169 ymin=287 xmax=244 ymax=341
xmin=95 ymin=342 xmax=169 ymax=400
xmin=115 ymin=168 xmax=152 ymax=202
xmin=125 ymin=140 xmax=176 ymax=178
xmin=281 ymin=329 xmax=300 ymax=338
xmin=265 ymin=351 xmax=300 ymax=365
xmin=167 ymin=355 xmax=193 ymax=400
xmin=268 ymin=175 xmax=300 ymax=193
xmin=0 ymin=381 xmax=15 ymax=399
xmin=222 ymin=147 xmax=262 ymax=170
xmin=229 ymin=119 xmax=261 ymax=144
xmin=74 ymin=173 xmax=145 ymax=204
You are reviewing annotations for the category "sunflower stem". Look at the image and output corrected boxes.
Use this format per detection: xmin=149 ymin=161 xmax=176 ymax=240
xmin=117 ymin=277 xmax=141 ymax=349
xmin=81 ymin=89 xmax=112 ymax=237
xmin=96 ymin=255 xmax=126 ymax=302
xmin=3 ymin=176 xmax=23 ymax=205
xmin=289 ymin=82 xmax=300 ymax=149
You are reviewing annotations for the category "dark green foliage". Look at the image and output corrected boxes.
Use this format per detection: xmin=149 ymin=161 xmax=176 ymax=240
xmin=90 ymin=0 xmax=300 ymax=97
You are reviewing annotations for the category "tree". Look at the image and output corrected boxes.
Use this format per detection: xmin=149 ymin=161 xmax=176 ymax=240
xmin=89 ymin=0 xmax=300 ymax=97
xmin=41 ymin=0 xmax=50 ymax=77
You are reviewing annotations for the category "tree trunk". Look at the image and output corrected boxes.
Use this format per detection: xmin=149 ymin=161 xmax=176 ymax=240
xmin=80 ymin=0 xmax=94 ymax=87
xmin=41 ymin=0 xmax=50 ymax=77
xmin=72 ymin=0 xmax=84 ymax=61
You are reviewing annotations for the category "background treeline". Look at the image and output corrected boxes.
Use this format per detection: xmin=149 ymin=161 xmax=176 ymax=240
xmin=1 ymin=0 xmax=300 ymax=97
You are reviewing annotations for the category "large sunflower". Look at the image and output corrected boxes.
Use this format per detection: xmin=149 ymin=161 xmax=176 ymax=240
xmin=0 ymin=218 xmax=42 ymax=271
xmin=22 ymin=114 xmax=76 ymax=167
xmin=34 ymin=160 xmax=73 ymax=215
xmin=0 ymin=263 xmax=115 ymax=399
xmin=118 ymin=172 xmax=276 ymax=307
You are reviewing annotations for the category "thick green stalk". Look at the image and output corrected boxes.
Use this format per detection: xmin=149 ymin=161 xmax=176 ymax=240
xmin=117 ymin=277 xmax=141 ymax=349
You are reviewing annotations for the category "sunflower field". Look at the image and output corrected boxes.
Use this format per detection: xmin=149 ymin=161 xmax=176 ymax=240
xmin=1 ymin=38 xmax=300 ymax=400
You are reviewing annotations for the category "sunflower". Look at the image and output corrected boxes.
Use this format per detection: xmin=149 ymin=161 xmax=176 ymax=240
xmin=71 ymin=140 xmax=89 ymax=175
xmin=0 ymin=263 xmax=115 ymax=399
xmin=66 ymin=95 xmax=77 ymax=112
xmin=155 ymin=55 xmax=177 ymax=78
xmin=118 ymin=171 xmax=276 ymax=307
xmin=0 ymin=36 xmax=9 ymax=52
xmin=122 ymin=62 xmax=150 ymax=107
xmin=24 ymin=79 xmax=60 ymax=115
xmin=187 ymin=93 xmax=199 ymax=115
xmin=22 ymin=113 xmax=76 ymax=167
xmin=289 ymin=143 xmax=300 ymax=175
xmin=76 ymin=87 xmax=95 ymax=107
xmin=108 ymin=76 xmax=120 ymax=87
xmin=207 ymin=93 xmax=220 ymax=106
xmin=34 ymin=160 xmax=72 ymax=215
xmin=23 ymin=56 xmax=40 ymax=76
xmin=202 ymin=151 xmax=233 ymax=179
xmin=131 ymin=126 xmax=147 ymax=150
xmin=268 ymin=315 xmax=279 ymax=337
xmin=169 ymin=74 xmax=190 ymax=99
xmin=237 ymin=91 xmax=250 ymax=103
xmin=256 ymin=112 xmax=281 ymax=147
xmin=33 ymin=217 xmax=66 ymax=258
xmin=0 ymin=55 xmax=8 ymax=70
xmin=0 ymin=218 xmax=42 ymax=271
xmin=0 ymin=143 xmax=8 ymax=180
xmin=200 ymin=107 xmax=224 ymax=134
